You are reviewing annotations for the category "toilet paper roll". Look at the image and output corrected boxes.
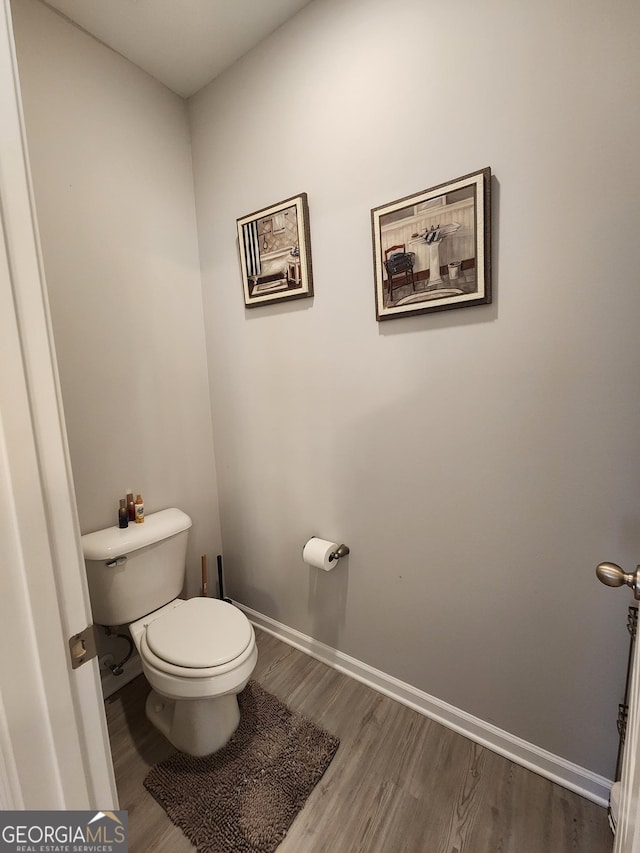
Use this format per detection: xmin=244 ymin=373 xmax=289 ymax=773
xmin=302 ymin=537 xmax=339 ymax=571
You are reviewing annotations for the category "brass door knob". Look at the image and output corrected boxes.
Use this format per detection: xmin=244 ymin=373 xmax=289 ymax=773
xmin=596 ymin=562 xmax=640 ymax=599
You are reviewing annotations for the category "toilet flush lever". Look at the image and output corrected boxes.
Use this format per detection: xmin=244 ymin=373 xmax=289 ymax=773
xmin=596 ymin=562 xmax=640 ymax=599
xmin=106 ymin=556 xmax=127 ymax=568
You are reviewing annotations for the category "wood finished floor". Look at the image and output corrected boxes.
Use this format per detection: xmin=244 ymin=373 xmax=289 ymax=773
xmin=104 ymin=628 xmax=613 ymax=852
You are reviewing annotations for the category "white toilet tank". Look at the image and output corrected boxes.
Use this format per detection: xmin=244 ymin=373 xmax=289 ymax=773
xmin=81 ymin=508 xmax=192 ymax=626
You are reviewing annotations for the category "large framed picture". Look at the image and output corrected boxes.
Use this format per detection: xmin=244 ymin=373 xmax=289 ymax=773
xmin=237 ymin=193 xmax=313 ymax=308
xmin=371 ymin=168 xmax=492 ymax=321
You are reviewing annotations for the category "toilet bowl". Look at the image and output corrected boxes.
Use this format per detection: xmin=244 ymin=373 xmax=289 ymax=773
xmin=130 ymin=597 xmax=257 ymax=756
xmin=81 ymin=508 xmax=258 ymax=757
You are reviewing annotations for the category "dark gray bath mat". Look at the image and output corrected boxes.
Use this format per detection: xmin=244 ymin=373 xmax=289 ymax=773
xmin=144 ymin=680 xmax=340 ymax=853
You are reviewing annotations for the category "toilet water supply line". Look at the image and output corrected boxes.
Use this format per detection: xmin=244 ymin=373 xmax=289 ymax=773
xmin=101 ymin=625 xmax=133 ymax=676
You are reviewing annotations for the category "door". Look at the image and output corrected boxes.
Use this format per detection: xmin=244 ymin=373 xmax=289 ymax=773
xmin=616 ymin=633 xmax=640 ymax=852
xmin=0 ymin=0 xmax=116 ymax=809
xmin=596 ymin=562 xmax=640 ymax=851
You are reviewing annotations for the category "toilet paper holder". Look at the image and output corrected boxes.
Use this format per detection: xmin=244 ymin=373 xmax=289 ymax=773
xmin=302 ymin=537 xmax=350 ymax=570
xmin=329 ymin=543 xmax=350 ymax=562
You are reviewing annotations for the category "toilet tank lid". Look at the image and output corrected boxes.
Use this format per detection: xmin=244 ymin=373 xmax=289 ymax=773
xmin=81 ymin=508 xmax=192 ymax=560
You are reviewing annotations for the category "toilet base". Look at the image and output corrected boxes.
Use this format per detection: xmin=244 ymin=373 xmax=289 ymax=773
xmin=145 ymin=689 xmax=241 ymax=757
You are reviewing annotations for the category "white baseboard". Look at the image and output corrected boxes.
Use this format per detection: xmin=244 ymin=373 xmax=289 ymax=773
xmin=238 ymin=602 xmax=612 ymax=808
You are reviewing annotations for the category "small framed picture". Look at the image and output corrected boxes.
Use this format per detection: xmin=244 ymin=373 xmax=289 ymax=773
xmin=371 ymin=168 xmax=492 ymax=321
xmin=237 ymin=193 xmax=313 ymax=308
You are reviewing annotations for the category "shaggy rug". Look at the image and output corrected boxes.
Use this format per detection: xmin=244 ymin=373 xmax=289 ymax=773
xmin=144 ymin=680 xmax=340 ymax=853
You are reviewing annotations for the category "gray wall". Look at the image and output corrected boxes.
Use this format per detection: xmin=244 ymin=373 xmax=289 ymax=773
xmin=12 ymin=0 xmax=640 ymax=780
xmin=11 ymin=0 xmax=222 ymax=598
xmin=189 ymin=0 xmax=640 ymax=777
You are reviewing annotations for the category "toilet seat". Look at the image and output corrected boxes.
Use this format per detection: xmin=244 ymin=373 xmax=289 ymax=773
xmin=146 ymin=597 xmax=252 ymax=668
xmin=139 ymin=598 xmax=256 ymax=679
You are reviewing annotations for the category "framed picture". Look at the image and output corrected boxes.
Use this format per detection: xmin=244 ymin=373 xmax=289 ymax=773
xmin=237 ymin=193 xmax=313 ymax=308
xmin=371 ymin=167 xmax=492 ymax=321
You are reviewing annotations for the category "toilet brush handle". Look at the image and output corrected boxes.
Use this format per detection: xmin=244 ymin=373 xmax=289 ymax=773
xmin=201 ymin=554 xmax=208 ymax=597
xmin=217 ymin=554 xmax=224 ymax=600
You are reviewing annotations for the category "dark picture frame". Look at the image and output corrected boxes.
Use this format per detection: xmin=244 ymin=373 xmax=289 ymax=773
xmin=237 ymin=193 xmax=313 ymax=308
xmin=371 ymin=168 xmax=492 ymax=321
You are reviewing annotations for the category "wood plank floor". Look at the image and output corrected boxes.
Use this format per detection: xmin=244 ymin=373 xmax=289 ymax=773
xmin=104 ymin=627 xmax=613 ymax=852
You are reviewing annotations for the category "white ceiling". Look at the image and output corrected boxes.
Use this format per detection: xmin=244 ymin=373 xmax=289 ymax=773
xmin=40 ymin=0 xmax=314 ymax=98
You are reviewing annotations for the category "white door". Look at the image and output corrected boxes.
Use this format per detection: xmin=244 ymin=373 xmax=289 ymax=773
xmin=0 ymin=0 xmax=116 ymax=810
xmin=615 ymin=624 xmax=640 ymax=852
xmin=596 ymin=563 xmax=640 ymax=851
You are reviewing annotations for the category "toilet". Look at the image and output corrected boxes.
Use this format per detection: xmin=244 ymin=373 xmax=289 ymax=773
xmin=81 ymin=507 xmax=257 ymax=756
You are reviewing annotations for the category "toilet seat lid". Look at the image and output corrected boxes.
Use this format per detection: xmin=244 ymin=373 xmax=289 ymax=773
xmin=145 ymin=598 xmax=253 ymax=668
